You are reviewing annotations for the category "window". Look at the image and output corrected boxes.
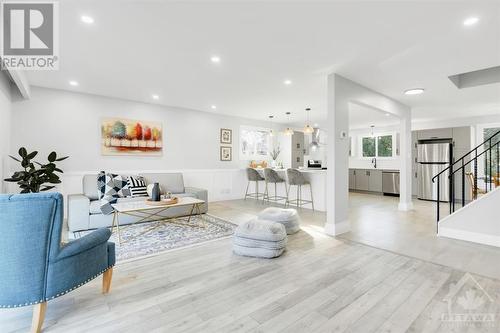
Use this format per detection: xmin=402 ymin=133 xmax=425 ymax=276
xmin=240 ymin=126 xmax=271 ymax=160
xmin=360 ymin=134 xmax=394 ymax=158
xmin=483 ymin=127 xmax=500 ymax=177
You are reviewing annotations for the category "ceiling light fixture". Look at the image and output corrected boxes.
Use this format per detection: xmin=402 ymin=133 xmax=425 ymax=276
xmin=284 ymin=112 xmax=294 ymax=136
xmin=370 ymin=125 xmax=375 ymax=138
xmin=152 ymin=94 xmax=159 ymax=100
xmin=268 ymin=115 xmax=275 ymax=137
xmin=211 ymin=105 xmax=217 ymax=110
xmin=81 ymin=15 xmax=94 ymax=24
xmin=303 ymin=107 xmax=314 ymax=134
xmin=385 ymin=113 xmax=390 ymax=117
xmin=404 ymin=88 xmax=425 ymax=95
xmin=463 ymin=17 xmax=479 ymax=26
xmin=69 ymin=80 xmax=79 ymax=86
xmin=283 ymin=80 xmax=292 ymax=85
xmin=210 ymin=56 xmax=221 ymax=63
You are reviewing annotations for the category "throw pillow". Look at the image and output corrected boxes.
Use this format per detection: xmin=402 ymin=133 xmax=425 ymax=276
xmin=127 ymin=175 xmax=148 ymax=197
xmin=99 ymin=173 xmax=131 ymax=214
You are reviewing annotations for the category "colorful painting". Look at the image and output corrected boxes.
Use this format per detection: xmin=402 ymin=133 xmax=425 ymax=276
xmin=101 ymin=118 xmax=163 ymax=156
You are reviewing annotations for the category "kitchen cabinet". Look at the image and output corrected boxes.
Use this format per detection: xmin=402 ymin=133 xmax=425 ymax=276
xmin=452 ymin=126 xmax=472 ymax=151
xmin=349 ymin=169 xmax=356 ymax=189
xmin=291 ymin=131 xmax=305 ymax=169
xmin=350 ymin=169 xmax=383 ymax=192
xmin=368 ymin=170 xmax=383 ymax=192
xmin=355 ymin=170 xmax=370 ymax=191
xmin=418 ymin=128 xmax=453 ymax=140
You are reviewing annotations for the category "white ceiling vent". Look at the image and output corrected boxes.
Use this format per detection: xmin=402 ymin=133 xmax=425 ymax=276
xmin=448 ymin=66 xmax=500 ymax=89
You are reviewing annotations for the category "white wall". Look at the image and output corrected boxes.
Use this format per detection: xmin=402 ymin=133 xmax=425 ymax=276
xmin=0 ymin=72 xmax=12 ymax=193
xmin=9 ymin=87 xmax=278 ymax=200
xmin=349 ymin=125 xmax=401 ymax=170
xmin=326 ymin=74 xmax=412 ymax=236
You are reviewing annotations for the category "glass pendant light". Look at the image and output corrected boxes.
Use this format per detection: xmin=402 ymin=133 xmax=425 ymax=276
xmin=303 ymin=107 xmax=314 ymax=134
xmin=370 ymin=125 xmax=375 ymax=138
xmin=268 ymin=115 xmax=274 ymax=137
xmin=284 ymin=112 xmax=293 ymax=136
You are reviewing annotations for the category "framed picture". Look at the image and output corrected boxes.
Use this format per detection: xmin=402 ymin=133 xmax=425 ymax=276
xmin=220 ymin=128 xmax=232 ymax=144
xmin=220 ymin=146 xmax=232 ymax=161
xmin=101 ymin=118 xmax=163 ymax=156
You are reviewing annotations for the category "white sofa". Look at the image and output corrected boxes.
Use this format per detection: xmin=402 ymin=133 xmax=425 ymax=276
xmin=68 ymin=172 xmax=208 ymax=232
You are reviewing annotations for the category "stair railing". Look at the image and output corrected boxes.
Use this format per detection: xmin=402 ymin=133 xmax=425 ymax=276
xmin=432 ymin=129 xmax=500 ymax=231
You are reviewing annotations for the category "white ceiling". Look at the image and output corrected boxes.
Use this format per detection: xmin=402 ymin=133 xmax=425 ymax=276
xmin=349 ymin=103 xmax=400 ymax=129
xmin=26 ymin=1 xmax=500 ymax=125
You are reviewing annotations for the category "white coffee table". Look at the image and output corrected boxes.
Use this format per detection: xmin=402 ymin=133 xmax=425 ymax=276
xmin=111 ymin=197 xmax=205 ymax=244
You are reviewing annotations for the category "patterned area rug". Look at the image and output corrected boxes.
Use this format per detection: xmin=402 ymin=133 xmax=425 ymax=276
xmin=76 ymin=214 xmax=237 ymax=262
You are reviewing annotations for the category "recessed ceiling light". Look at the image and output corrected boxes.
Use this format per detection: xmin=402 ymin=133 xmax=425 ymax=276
xmin=385 ymin=113 xmax=390 ymax=116
xmin=69 ymin=80 xmax=79 ymax=86
xmin=463 ymin=17 xmax=479 ymax=26
xmin=81 ymin=15 xmax=94 ymax=24
xmin=283 ymin=80 xmax=292 ymax=85
xmin=404 ymin=88 xmax=425 ymax=95
xmin=152 ymin=94 xmax=159 ymax=100
xmin=210 ymin=56 xmax=221 ymax=63
xmin=211 ymin=105 xmax=217 ymax=109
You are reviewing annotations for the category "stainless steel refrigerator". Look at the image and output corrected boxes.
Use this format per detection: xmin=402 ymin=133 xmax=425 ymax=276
xmin=417 ymin=142 xmax=452 ymax=202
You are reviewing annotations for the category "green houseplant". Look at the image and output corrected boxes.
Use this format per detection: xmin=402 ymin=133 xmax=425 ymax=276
xmin=4 ymin=147 xmax=68 ymax=193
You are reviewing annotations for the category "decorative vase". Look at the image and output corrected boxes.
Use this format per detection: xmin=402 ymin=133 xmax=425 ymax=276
xmin=151 ymin=182 xmax=161 ymax=201
xmin=271 ymin=160 xmax=277 ymax=168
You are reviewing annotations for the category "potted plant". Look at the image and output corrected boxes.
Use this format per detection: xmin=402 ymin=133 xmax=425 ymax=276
xmin=4 ymin=147 xmax=68 ymax=193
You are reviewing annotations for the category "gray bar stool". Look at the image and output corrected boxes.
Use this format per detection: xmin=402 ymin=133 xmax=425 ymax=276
xmin=263 ymin=168 xmax=288 ymax=204
xmin=286 ymin=168 xmax=314 ymax=210
xmin=244 ymin=168 xmax=266 ymax=201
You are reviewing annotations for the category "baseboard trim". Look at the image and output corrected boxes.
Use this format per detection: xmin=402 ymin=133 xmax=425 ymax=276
xmin=439 ymin=227 xmax=500 ymax=248
xmin=324 ymin=220 xmax=350 ymax=236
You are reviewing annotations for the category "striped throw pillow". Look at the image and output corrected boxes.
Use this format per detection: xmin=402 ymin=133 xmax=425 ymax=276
xmin=127 ymin=176 xmax=148 ymax=197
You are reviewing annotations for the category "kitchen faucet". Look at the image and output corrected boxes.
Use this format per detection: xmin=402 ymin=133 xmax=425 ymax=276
xmin=371 ymin=157 xmax=377 ymax=169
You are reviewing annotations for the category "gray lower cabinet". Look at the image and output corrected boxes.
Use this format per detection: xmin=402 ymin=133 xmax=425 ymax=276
xmin=368 ymin=170 xmax=383 ymax=192
xmin=355 ymin=170 xmax=370 ymax=191
xmin=349 ymin=169 xmax=356 ymax=189
xmin=350 ymin=169 xmax=385 ymax=193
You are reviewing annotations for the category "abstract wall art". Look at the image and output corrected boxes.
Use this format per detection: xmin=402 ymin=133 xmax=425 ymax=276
xmin=101 ymin=118 xmax=163 ymax=156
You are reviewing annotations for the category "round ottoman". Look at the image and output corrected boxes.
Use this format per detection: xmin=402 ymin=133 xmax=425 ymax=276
xmin=233 ymin=219 xmax=287 ymax=258
xmin=257 ymin=207 xmax=300 ymax=234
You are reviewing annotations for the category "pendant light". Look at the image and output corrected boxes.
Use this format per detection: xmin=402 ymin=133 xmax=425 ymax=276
xmin=268 ymin=115 xmax=274 ymax=137
xmin=284 ymin=112 xmax=294 ymax=136
xmin=370 ymin=125 xmax=375 ymax=138
xmin=303 ymin=107 xmax=314 ymax=134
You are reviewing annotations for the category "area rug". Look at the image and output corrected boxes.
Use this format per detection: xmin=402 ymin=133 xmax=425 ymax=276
xmin=75 ymin=214 xmax=237 ymax=262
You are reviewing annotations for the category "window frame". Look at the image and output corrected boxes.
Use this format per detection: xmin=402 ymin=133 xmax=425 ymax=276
xmin=239 ymin=125 xmax=272 ymax=161
xmin=358 ymin=132 xmax=396 ymax=159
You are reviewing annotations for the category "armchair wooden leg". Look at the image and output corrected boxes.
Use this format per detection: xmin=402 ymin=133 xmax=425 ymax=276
xmin=102 ymin=267 xmax=113 ymax=294
xmin=31 ymin=302 xmax=47 ymax=333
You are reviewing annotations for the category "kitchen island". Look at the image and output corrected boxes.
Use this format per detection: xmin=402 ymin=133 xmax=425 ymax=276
xmin=254 ymin=168 xmax=327 ymax=211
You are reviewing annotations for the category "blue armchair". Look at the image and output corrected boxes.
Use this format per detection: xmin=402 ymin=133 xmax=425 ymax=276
xmin=0 ymin=193 xmax=115 ymax=333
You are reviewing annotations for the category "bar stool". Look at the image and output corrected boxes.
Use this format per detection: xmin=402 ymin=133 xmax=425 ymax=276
xmin=244 ymin=168 xmax=266 ymax=201
xmin=286 ymin=168 xmax=314 ymax=210
xmin=263 ymin=168 xmax=288 ymax=204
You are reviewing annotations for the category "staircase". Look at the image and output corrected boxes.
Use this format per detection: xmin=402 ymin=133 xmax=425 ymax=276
xmin=432 ymin=129 xmax=500 ymax=246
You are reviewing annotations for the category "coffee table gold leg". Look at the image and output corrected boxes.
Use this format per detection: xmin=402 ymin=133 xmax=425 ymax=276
xmin=115 ymin=213 xmax=122 ymax=244
xmin=186 ymin=204 xmax=196 ymax=224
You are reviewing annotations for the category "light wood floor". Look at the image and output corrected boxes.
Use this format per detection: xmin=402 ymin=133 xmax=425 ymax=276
xmin=2 ymin=195 xmax=500 ymax=332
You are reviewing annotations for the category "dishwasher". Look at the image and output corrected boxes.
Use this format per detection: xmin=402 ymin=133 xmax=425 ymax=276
xmin=382 ymin=170 xmax=400 ymax=196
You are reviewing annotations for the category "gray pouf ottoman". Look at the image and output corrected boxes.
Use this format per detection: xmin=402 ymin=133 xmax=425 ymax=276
xmin=258 ymin=207 xmax=301 ymax=234
xmin=233 ymin=219 xmax=287 ymax=258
